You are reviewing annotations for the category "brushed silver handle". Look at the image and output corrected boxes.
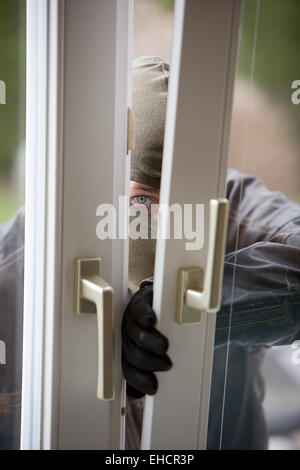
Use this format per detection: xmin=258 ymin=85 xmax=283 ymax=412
xmin=74 ymin=258 xmax=114 ymax=400
xmin=176 ymin=199 xmax=229 ymax=324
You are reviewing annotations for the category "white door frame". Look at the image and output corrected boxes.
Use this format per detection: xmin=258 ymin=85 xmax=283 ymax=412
xmin=141 ymin=0 xmax=242 ymax=450
xmin=21 ymin=0 xmax=133 ymax=450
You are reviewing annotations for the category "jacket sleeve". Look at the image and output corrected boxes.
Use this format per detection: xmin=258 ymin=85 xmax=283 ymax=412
xmin=225 ymin=168 xmax=300 ymax=252
xmin=0 ymin=208 xmax=24 ymax=449
xmin=215 ymin=170 xmax=300 ymax=348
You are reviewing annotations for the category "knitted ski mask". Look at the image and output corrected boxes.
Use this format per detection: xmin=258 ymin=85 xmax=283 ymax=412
xmin=129 ymin=56 xmax=169 ymax=289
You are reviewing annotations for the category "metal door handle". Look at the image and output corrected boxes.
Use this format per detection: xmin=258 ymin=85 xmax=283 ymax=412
xmin=176 ymin=199 xmax=229 ymax=324
xmin=74 ymin=257 xmax=114 ymax=400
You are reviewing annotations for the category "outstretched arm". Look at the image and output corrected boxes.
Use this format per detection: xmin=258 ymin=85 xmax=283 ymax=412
xmin=217 ymin=169 xmax=300 ymax=347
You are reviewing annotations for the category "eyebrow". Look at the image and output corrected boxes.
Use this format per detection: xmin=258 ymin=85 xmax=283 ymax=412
xmin=131 ymin=183 xmax=160 ymax=192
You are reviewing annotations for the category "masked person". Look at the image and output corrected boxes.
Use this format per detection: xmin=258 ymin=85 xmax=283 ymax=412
xmin=122 ymin=56 xmax=300 ymax=450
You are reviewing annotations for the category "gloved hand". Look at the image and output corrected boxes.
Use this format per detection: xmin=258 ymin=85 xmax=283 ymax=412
xmin=122 ymin=283 xmax=172 ymax=399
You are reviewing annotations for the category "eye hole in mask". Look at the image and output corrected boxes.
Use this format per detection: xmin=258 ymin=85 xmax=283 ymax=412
xmin=130 ymin=195 xmax=153 ymax=213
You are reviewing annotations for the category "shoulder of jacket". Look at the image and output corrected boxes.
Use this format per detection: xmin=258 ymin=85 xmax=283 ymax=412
xmin=0 ymin=207 xmax=25 ymax=262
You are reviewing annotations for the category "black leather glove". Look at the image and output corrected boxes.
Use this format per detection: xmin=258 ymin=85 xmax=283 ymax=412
xmin=122 ymin=283 xmax=172 ymax=399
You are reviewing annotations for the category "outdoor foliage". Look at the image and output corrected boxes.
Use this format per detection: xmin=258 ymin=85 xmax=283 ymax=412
xmin=0 ymin=0 xmax=25 ymax=174
xmin=238 ymin=0 xmax=300 ymax=135
xmin=239 ymin=0 xmax=300 ymax=102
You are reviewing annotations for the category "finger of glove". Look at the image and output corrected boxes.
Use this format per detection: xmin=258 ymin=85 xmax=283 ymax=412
xmin=122 ymin=354 xmax=158 ymax=396
xmin=123 ymin=333 xmax=172 ymax=372
xmin=124 ymin=313 xmax=169 ymax=355
xmin=129 ymin=287 xmax=156 ymax=328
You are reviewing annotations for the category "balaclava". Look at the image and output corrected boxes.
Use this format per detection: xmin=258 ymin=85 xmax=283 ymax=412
xmin=129 ymin=56 xmax=169 ymax=289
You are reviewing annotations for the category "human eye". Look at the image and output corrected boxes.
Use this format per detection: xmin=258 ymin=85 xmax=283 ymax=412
xmin=131 ymin=195 xmax=152 ymax=206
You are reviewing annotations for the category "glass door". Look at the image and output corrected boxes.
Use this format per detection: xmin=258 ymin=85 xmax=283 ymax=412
xmin=213 ymin=0 xmax=300 ymax=450
xmin=140 ymin=0 xmax=242 ymax=449
xmin=133 ymin=0 xmax=300 ymax=450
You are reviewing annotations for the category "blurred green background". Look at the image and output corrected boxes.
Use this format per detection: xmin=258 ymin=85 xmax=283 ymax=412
xmin=238 ymin=0 xmax=300 ymax=139
xmin=234 ymin=0 xmax=300 ymax=202
xmin=0 ymin=0 xmax=25 ymax=223
xmin=155 ymin=0 xmax=300 ymax=149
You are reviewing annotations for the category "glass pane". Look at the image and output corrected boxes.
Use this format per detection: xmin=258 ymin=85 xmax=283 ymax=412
xmin=0 ymin=0 xmax=26 ymax=449
xmin=210 ymin=0 xmax=300 ymax=450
